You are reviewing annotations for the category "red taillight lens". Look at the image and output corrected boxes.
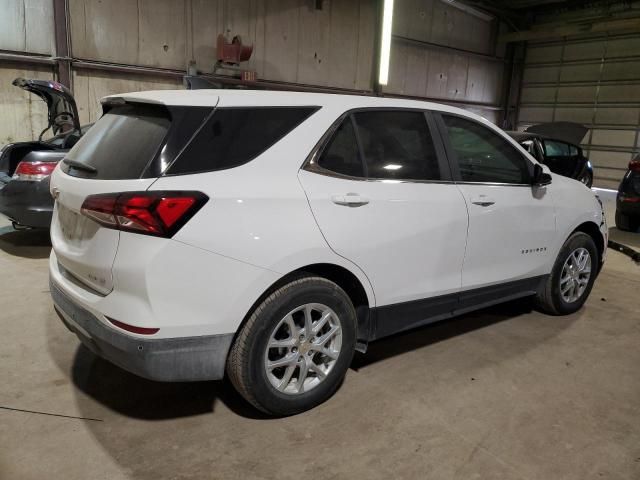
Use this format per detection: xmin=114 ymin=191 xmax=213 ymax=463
xmin=80 ymin=191 xmax=208 ymax=237
xmin=81 ymin=195 xmax=118 ymax=227
xmin=107 ymin=317 xmax=160 ymax=335
xmin=629 ymin=159 xmax=640 ymax=172
xmin=13 ymin=161 xmax=57 ymax=181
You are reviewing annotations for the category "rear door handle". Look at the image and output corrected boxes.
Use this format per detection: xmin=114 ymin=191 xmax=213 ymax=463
xmin=471 ymin=196 xmax=495 ymax=207
xmin=331 ymin=193 xmax=369 ymax=207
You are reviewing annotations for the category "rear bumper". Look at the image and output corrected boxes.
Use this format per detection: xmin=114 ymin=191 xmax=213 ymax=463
xmin=616 ymin=198 xmax=640 ymax=217
xmin=0 ymin=178 xmax=53 ymax=228
xmin=50 ymin=278 xmax=234 ymax=382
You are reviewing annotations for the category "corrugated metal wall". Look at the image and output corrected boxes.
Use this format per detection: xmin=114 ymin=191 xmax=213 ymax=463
xmin=518 ymin=32 xmax=640 ymax=189
xmin=0 ymin=64 xmax=52 ymax=144
xmin=1 ymin=0 xmax=508 ymax=143
xmin=68 ymin=0 xmax=376 ymax=91
xmin=385 ymin=0 xmax=504 ymax=123
xmin=0 ymin=0 xmax=55 ymax=144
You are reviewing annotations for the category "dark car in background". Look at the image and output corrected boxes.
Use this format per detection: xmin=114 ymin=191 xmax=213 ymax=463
xmin=506 ymin=122 xmax=593 ymax=188
xmin=0 ymin=78 xmax=87 ymax=229
xmin=616 ymin=155 xmax=640 ymax=232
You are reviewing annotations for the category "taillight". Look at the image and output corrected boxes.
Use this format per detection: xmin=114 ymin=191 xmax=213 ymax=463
xmin=629 ymin=159 xmax=640 ymax=172
xmin=81 ymin=191 xmax=208 ymax=237
xmin=107 ymin=317 xmax=159 ymax=335
xmin=13 ymin=161 xmax=57 ymax=181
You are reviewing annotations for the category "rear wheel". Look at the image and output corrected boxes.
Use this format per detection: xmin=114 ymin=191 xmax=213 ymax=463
xmin=535 ymin=232 xmax=598 ymax=315
xmin=227 ymin=276 xmax=356 ymax=416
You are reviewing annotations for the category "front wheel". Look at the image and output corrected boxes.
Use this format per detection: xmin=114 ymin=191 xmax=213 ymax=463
xmin=535 ymin=232 xmax=599 ymax=315
xmin=226 ymin=276 xmax=357 ymax=416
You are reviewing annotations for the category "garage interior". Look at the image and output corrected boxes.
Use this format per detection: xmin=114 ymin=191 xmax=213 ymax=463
xmin=1 ymin=0 xmax=639 ymax=479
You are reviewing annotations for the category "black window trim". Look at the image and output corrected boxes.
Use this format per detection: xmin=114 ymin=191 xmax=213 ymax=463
xmin=159 ymin=104 xmax=218 ymax=177
xmin=434 ymin=111 xmax=536 ymax=187
xmin=302 ymin=107 xmax=454 ymax=184
xmin=162 ymin=105 xmax=322 ymax=177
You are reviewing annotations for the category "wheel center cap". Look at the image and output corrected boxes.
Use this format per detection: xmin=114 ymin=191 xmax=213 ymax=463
xmin=299 ymin=342 xmax=311 ymax=355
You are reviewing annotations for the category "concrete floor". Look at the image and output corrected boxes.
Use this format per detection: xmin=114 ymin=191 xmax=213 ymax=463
xmin=1 ymin=205 xmax=639 ymax=480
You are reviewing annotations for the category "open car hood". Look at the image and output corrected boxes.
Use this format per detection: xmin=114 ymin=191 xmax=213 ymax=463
xmin=13 ymin=78 xmax=81 ymax=136
xmin=525 ymin=122 xmax=588 ymax=146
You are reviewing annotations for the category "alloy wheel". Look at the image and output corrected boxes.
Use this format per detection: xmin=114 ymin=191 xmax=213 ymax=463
xmin=264 ymin=303 xmax=342 ymax=395
xmin=559 ymin=247 xmax=592 ymax=303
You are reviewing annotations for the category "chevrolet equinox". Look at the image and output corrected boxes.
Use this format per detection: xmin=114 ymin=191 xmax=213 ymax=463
xmin=49 ymin=90 xmax=607 ymax=415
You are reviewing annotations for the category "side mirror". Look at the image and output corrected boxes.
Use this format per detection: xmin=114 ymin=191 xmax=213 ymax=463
xmin=532 ymin=163 xmax=552 ymax=186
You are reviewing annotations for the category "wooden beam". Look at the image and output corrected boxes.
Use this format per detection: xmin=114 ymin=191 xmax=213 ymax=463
xmin=499 ymin=16 xmax=640 ymax=42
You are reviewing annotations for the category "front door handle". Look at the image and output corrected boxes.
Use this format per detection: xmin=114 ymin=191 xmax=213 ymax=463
xmin=471 ymin=196 xmax=495 ymax=207
xmin=331 ymin=193 xmax=369 ymax=207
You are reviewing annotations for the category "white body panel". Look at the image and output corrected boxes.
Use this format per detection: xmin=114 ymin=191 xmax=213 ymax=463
xmin=457 ymin=183 xmax=556 ymax=288
xmin=49 ymin=167 xmax=157 ymax=294
xmin=545 ymin=173 xmax=608 ymax=264
xmin=299 ymin=171 xmax=468 ymax=305
xmin=49 ymin=89 xmax=605 ymax=344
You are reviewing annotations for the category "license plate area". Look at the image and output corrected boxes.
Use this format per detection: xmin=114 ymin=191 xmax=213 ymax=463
xmin=56 ymin=201 xmax=98 ymax=246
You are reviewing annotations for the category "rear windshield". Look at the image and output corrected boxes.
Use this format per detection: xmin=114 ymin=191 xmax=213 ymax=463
xmin=167 ymin=107 xmax=318 ymax=175
xmin=63 ymin=104 xmax=170 ymax=180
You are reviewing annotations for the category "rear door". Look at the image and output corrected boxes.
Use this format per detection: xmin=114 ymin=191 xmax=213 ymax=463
xmin=437 ymin=113 xmax=556 ymax=290
xmin=50 ymin=102 xmax=175 ymax=294
xmin=299 ymin=109 xmax=469 ymax=330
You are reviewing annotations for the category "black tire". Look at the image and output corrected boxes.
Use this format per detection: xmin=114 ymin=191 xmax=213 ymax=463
xmin=615 ymin=210 xmax=639 ymax=232
xmin=226 ymin=276 xmax=357 ymax=416
xmin=580 ymin=171 xmax=593 ymax=188
xmin=535 ymin=232 xmax=599 ymax=315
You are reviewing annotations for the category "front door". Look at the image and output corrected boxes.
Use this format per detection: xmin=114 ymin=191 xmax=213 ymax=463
xmin=438 ymin=113 xmax=556 ymax=290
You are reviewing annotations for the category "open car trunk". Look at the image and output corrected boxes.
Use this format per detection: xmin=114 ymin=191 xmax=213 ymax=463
xmin=1 ymin=78 xmax=82 ymax=186
xmin=13 ymin=78 xmax=81 ymax=138
xmin=525 ymin=122 xmax=588 ymax=146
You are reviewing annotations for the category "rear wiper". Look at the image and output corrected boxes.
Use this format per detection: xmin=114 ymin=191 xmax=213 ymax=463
xmin=63 ymin=158 xmax=97 ymax=174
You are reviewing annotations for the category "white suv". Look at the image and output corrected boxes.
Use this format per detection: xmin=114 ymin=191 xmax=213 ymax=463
xmin=49 ymin=90 xmax=607 ymax=415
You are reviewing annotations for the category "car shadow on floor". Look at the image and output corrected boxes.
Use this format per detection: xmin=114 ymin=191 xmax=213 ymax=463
xmin=0 ymin=225 xmax=51 ymax=259
xmin=70 ymin=345 xmax=274 ymax=421
xmin=68 ymin=299 xmax=542 ymax=422
xmin=608 ymin=226 xmax=640 ymax=249
xmin=352 ymin=298 xmax=536 ymax=370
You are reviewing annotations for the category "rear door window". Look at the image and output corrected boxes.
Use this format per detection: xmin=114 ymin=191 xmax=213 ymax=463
xmin=544 ymin=140 xmax=571 ymax=157
xmin=316 ymin=118 xmax=365 ymax=178
xmin=353 ymin=110 xmax=441 ymax=181
xmin=168 ymin=107 xmax=318 ymax=175
xmin=63 ymin=103 xmax=170 ymax=180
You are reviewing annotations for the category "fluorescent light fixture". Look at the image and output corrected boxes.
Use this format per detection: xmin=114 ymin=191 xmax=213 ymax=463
xmin=378 ymin=0 xmax=394 ymax=86
xmin=383 ymin=164 xmax=402 ymax=170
